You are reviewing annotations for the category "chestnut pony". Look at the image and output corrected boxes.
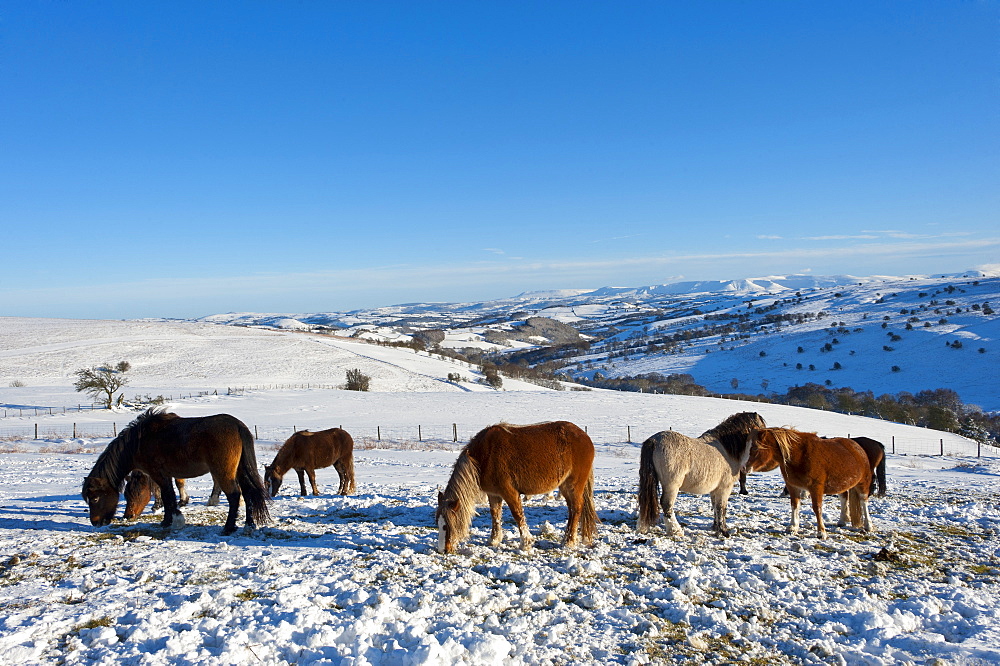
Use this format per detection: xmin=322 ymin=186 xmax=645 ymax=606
xmin=637 ymin=412 xmax=765 ymax=537
xmin=264 ymin=427 xmax=356 ymax=497
xmin=82 ymin=408 xmax=269 ymax=535
xmin=122 ymin=472 xmax=223 ymax=521
xmin=436 ymin=421 xmax=597 ymax=554
xmin=740 ymin=435 xmax=887 ymax=498
xmin=747 ymin=427 xmax=872 ymax=538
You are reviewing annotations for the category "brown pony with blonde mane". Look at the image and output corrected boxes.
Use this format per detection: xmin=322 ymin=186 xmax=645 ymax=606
xmin=741 ymin=435 xmax=887 ymax=498
xmin=82 ymin=408 xmax=269 ymax=535
xmin=436 ymin=421 xmax=597 ymax=554
xmin=264 ymin=427 xmax=356 ymax=497
xmin=747 ymin=427 xmax=872 ymax=538
xmin=122 ymin=473 xmax=223 ymax=521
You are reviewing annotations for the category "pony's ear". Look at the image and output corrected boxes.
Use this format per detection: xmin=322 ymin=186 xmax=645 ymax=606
xmin=437 ymin=490 xmax=445 ymax=503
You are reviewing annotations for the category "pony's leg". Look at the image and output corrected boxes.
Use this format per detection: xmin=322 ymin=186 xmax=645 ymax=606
xmin=306 ymin=469 xmax=319 ymax=495
xmin=837 ymin=493 xmax=849 ymax=527
xmin=207 ymin=482 xmax=222 ymax=506
xmin=151 ymin=482 xmax=163 ymax=512
xmin=488 ymin=496 xmax=504 ymax=547
xmin=334 ymin=462 xmax=347 ymax=495
xmin=176 ymin=479 xmax=190 ymax=507
xmin=810 ymin=489 xmax=827 ymax=538
xmin=221 ymin=484 xmax=241 ymax=535
xmin=153 ymin=475 xmax=182 ymax=529
xmin=295 ymin=469 xmax=308 ymax=496
xmin=710 ymin=487 xmax=731 ymax=537
xmin=560 ymin=481 xmax=583 ymax=547
xmin=860 ymin=495 xmax=873 ymax=533
xmin=788 ymin=488 xmax=801 ymax=535
xmin=662 ymin=486 xmax=683 ymax=536
xmin=502 ymin=492 xmax=534 ymax=551
xmin=739 ymin=469 xmax=748 ymax=495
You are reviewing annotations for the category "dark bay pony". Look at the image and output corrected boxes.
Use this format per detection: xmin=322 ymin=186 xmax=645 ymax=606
xmin=637 ymin=412 xmax=766 ymax=537
xmin=852 ymin=437 xmax=888 ymax=497
xmin=264 ymin=427 xmax=356 ymax=496
xmin=122 ymin=472 xmax=224 ymax=521
xmin=82 ymin=409 xmax=269 ymax=535
xmin=741 ymin=435 xmax=888 ymax=498
xmin=436 ymin=421 xmax=597 ymax=554
xmin=746 ymin=427 xmax=872 ymax=538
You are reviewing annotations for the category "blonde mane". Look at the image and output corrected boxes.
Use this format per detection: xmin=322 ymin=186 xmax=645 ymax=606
xmin=761 ymin=427 xmax=816 ymax=463
xmin=441 ymin=451 xmax=486 ymax=544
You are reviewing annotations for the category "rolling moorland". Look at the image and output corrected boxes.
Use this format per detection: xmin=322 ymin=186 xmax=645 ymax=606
xmin=0 ymin=270 xmax=998 ymax=664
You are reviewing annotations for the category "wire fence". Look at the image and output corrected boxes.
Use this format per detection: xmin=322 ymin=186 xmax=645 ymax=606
xmin=0 ymin=421 xmax=995 ymax=458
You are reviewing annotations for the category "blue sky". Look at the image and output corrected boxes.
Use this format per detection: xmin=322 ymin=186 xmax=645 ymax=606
xmin=2 ymin=1 xmax=997 ymax=318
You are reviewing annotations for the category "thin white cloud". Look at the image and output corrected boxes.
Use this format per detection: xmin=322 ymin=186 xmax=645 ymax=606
xmin=756 ymin=235 xmax=783 ymax=240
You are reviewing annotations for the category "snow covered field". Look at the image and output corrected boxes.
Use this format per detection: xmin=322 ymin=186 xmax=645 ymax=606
xmin=1 ymin=318 xmax=999 ymax=664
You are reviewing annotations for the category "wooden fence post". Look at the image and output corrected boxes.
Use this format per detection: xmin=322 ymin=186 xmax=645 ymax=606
xmin=940 ymin=439 xmax=943 ymax=456
xmin=254 ymin=425 xmax=258 ymax=440
xmin=892 ymin=436 xmax=895 ymax=454
xmin=453 ymin=423 xmax=458 ymax=442
xmin=34 ymin=423 xmax=38 ymax=439
xmin=73 ymin=423 xmax=76 ymax=438
xmin=418 ymin=425 xmax=422 ymax=442
xmin=627 ymin=425 xmax=631 ymax=443
xmin=377 ymin=426 xmax=381 ymax=441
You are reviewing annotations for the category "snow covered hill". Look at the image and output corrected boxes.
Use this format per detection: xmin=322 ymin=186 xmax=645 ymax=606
xmin=192 ymin=270 xmax=1000 ymax=411
xmin=1 ymin=315 xmax=999 ymax=664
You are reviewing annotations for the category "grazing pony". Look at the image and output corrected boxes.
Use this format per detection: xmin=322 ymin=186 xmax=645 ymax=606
xmin=637 ymin=412 xmax=766 ymax=537
xmin=82 ymin=409 xmax=269 ymax=535
xmin=122 ymin=472 xmax=223 ymax=521
xmin=436 ymin=421 xmax=597 ymax=554
xmin=264 ymin=428 xmax=356 ymax=497
xmin=746 ymin=427 xmax=872 ymax=538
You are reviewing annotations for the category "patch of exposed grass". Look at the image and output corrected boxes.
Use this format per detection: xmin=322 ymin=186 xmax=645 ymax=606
xmin=235 ymin=589 xmax=259 ymax=602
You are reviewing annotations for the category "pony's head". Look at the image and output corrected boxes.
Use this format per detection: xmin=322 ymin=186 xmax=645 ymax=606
xmin=435 ymin=452 xmax=481 ymax=554
xmin=263 ymin=464 xmax=282 ymax=497
xmin=82 ymin=475 xmax=120 ymax=526
xmin=435 ymin=490 xmax=460 ymax=554
xmin=747 ymin=428 xmax=797 ymax=469
xmin=122 ymin=470 xmax=152 ymax=521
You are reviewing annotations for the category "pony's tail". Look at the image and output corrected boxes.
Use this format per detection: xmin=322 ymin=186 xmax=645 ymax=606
xmin=847 ymin=488 xmax=863 ymax=528
xmin=580 ymin=470 xmax=598 ymax=545
xmin=875 ymin=454 xmax=887 ymax=497
xmin=237 ymin=425 xmax=271 ymax=527
xmin=341 ymin=450 xmax=356 ymax=495
xmin=636 ymin=438 xmax=660 ymax=533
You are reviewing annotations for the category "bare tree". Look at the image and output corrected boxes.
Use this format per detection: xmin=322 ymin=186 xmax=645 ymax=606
xmin=73 ymin=361 xmax=131 ymax=409
xmin=345 ymin=368 xmax=371 ymax=392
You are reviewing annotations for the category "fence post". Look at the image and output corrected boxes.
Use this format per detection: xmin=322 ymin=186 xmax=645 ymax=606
xmin=940 ymin=439 xmax=943 ymax=456
xmin=113 ymin=423 xmax=117 ymax=437
xmin=627 ymin=425 xmax=631 ymax=443
xmin=73 ymin=423 xmax=77 ymax=438
xmin=254 ymin=425 xmax=258 ymax=440
xmin=892 ymin=436 xmax=895 ymax=454
xmin=35 ymin=423 xmax=38 ymax=439
xmin=978 ymin=439 xmax=981 ymax=458
xmin=418 ymin=425 xmax=422 ymax=442
xmin=377 ymin=426 xmax=381 ymax=442
xmin=453 ymin=423 xmax=458 ymax=442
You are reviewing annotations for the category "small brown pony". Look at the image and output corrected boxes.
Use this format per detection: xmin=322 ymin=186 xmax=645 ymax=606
xmin=264 ymin=428 xmax=356 ymax=497
xmin=436 ymin=421 xmax=597 ymax=554
xmin=746 ymin=427 xmax=873 ymax=538
xmin=740 ymin=435 xmax=887 ymax=498
xmin=122 ymin=472 xmax=223 ymax=520
xmin=82 ymin=408 xmax=269 ymax=535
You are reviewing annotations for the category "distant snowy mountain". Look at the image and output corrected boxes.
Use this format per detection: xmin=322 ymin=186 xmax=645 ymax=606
xmin=196 ymin=271 xmax=1000 ymax=410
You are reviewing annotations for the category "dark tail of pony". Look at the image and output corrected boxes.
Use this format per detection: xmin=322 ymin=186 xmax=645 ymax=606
xmin=874 ymin=449 xmax=887 ymax=497
xmin=847 ymin=488 xmax=864 ymax=528
xmin=580 ymin=470 xmax=598 ymax=545
xmin=637 ymin=438 xmax=660 ymax=533
xmin=237 ymin=424 xmax=271 ymax=527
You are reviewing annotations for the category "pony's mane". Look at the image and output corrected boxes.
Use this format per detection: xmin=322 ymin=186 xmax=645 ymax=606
xmin=761 ymin=427 xmax=813 ymax=463
xmin=703 ymin=412 xmax=767 ymax=461
xmin=441 ymin=451 xmax=484 ymax=543
xmin=89 ymin=408 xmax=174 ymax=490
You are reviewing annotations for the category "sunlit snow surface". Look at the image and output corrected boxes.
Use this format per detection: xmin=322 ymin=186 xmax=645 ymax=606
xmin=1 ymin=446 xmax=999 ymax=665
